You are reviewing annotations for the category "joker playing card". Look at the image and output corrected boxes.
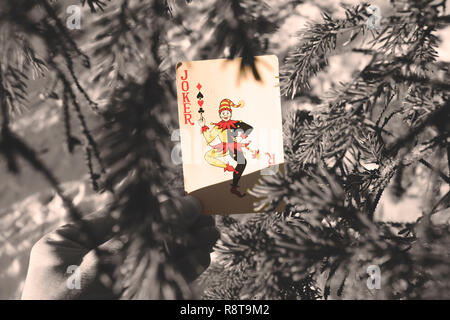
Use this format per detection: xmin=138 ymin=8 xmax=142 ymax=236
xmin=175 ymin=55 xmax=284 ymax=215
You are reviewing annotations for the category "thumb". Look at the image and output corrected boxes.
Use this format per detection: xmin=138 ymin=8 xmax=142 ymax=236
xmin=160 ymin=195 xmax=203 ymax=228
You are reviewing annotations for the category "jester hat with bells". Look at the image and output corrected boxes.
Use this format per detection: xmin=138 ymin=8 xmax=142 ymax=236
xmin=218 ymin=98 xmax=245 ymax=114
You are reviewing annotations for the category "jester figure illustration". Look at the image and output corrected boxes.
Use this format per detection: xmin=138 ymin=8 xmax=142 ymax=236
xmin=198 ymin=98 xmax=254 ymax=197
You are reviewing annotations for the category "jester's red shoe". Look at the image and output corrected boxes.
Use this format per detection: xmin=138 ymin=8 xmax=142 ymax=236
xmin=224 ymin=163 xmax=238 ymax=173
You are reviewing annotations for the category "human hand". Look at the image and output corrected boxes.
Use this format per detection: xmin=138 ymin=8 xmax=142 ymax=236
xmin=21 ymin=196 xmax=219 ymax=299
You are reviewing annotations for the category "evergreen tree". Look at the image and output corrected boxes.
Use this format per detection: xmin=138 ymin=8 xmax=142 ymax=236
xmin=1 ymin=0 xmax=449 ymax=299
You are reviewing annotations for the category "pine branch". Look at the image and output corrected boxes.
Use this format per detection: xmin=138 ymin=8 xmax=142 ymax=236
xmin=203 ymin=0 xmax=277 ymax=80
xmin=81 ymin=0 xmax=110 ymax=13
xmin=281 ymin=3 xmax=371 ymax=98
xmin=419 ymin=159 xmax=450 ymax=185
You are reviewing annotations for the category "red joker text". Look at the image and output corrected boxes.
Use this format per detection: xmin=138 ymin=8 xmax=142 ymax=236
xmin=180 ymin=69 xmax=194 ymax=125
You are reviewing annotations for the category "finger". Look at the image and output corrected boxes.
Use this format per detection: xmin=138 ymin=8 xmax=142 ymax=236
xmin=189 ymin=226 xmax=220 ymax=252
xmin=175 ymin=249 xmax=211 ymax=282
xmin=156 ymin=188 xmax=186 ymax=200
xmin=160 ymin=195 xmax=202 ymax=228
xmin=191 ymin=215 xmax=215 ymax=229
xmin=50 ymin=206 xmax=118 ymax=253
xmin=164 ymin=226 xmax=219 ymax=257
xmin=80 ymin=207 xmax=119 ymax=246
xmin=27 ymin=208 xmax=119 ymax=272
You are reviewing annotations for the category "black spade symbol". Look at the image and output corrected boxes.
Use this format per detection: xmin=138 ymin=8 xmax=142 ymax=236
xmin=197 ymin=92 xmax=204 ymax=99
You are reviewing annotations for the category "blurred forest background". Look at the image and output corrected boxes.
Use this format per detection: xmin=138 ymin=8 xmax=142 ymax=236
xmin=0 ymin=0 xmax=449 ymax=299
